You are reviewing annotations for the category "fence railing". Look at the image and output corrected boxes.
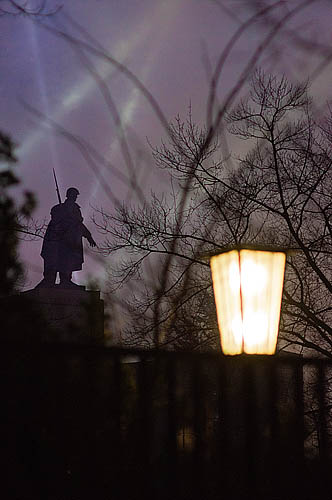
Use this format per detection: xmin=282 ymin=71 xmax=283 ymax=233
xmin=1 ymin=340 xmax=332 ymax=500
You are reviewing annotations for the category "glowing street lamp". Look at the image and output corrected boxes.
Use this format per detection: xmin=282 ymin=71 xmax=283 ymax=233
xmin=210 ymin=247 xmax=286 ymax=355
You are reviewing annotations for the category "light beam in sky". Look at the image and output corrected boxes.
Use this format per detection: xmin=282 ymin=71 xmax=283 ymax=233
xmin=17 ymin=22 xmax=146 ymax=160
xmin=89 ymin=48 xmax=167 ymax=201
xmin=24 ymin=19 xmax=60 ymax=174
xmin=88 ymin=0 xmax=182 ymax=203
xmin=18 ymin=0 xmax=181 ymax=190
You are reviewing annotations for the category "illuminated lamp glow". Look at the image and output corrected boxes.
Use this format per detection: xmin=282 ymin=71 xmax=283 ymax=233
xmin=210 ymin=248 xmax=286 ymax=355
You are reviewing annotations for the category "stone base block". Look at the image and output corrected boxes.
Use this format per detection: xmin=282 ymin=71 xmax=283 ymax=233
xmin=19 ymin=287 xmax=104 ymax=342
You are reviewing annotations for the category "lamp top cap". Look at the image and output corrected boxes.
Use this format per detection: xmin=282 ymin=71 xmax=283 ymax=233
xmin=204 ymin=244 xmax=292 ymax=262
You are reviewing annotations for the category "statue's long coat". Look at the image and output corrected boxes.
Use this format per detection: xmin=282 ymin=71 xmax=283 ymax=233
xmin=41 ymin=200 xmax=92 ymax=272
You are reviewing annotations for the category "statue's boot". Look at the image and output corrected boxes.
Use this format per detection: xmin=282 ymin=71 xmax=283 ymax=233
xmin=59 ymin=272 xmax=85 ymax=290
xmin=35 ymin=270 xmax=56 ymax=289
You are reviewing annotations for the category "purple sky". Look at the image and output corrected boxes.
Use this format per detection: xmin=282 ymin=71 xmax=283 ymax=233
xmin=2 ymin=0 xmax=332 ymax=290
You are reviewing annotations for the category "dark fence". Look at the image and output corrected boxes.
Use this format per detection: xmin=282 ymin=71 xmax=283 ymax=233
xmin=1 ymin=341 xmax=332 ymax=500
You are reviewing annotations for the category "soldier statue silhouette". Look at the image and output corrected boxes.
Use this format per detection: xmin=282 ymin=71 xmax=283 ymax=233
xmin=36 ymin=186 xmax=96 ymax=289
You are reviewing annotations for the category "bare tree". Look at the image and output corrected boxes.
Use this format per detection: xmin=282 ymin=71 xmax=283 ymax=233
xmin=94 ymin=114 xmax=222 ymax=350
xmin=225 ymin=71 xmax=332 ymax=356
xmin=96 ymin=71 xmax=332 ymax=356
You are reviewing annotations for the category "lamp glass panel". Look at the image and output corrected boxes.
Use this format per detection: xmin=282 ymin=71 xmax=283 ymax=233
xmin=210 ymin=250 xmax=243 ymax=354
xmin=240 ymin=250 xmax=286 ymax=354
xmin=211 ymin=249 xmax=286 ymax=355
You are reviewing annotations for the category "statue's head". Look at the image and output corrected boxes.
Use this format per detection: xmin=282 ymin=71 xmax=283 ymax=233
xmin=66 ymin=187 xmax=80 ymax=201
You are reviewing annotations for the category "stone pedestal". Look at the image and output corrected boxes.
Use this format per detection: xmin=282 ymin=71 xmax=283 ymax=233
xmin=20 ymin=287 xmax=104 ymax=343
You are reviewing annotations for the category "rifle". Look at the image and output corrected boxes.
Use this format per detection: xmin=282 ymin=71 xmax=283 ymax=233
xmin=52 ymin=168 xmax=62 ymax=204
